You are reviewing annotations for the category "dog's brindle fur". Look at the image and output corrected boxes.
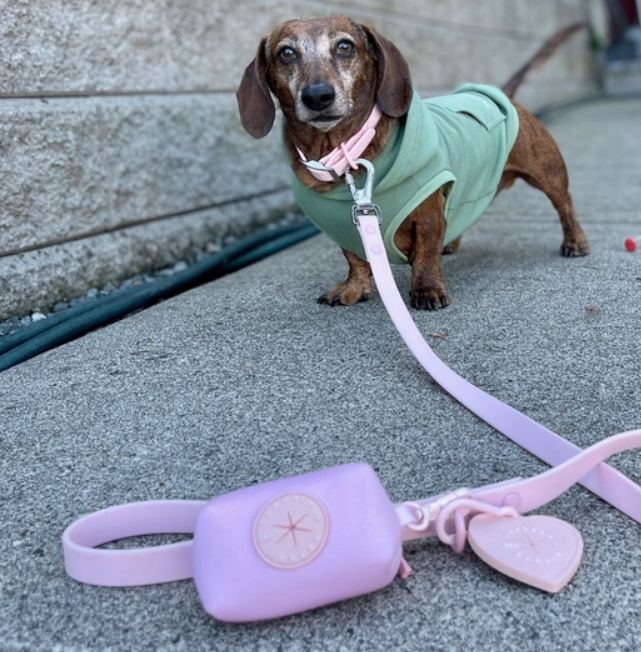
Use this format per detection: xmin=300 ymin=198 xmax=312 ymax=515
xmin=238 ymin=16 xmax=589 ymax=309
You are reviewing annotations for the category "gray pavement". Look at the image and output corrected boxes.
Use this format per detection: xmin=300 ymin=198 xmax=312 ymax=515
xmin=1 ymin=98 xmax=641 ymax=652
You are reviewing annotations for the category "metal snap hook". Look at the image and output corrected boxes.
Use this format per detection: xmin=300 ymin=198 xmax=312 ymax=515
xmin=345 ymin=158 xmax=375 ymax=205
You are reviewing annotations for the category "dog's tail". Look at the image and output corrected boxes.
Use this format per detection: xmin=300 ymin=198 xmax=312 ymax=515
xmin=501 ymin=23 xmax=584 ymax=99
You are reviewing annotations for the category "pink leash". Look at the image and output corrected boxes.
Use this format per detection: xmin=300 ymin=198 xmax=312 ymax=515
xmin=63 ymin=157 xmax=641 ymax=598
xmin=344 ymin=158 xmax=641 ymax=522
xmin=356 ymin=211 xmax=641 ymax=522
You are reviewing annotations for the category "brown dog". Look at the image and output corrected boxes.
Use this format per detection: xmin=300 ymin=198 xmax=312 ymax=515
xmin=237 ymin=16 xmax=589 ymax=310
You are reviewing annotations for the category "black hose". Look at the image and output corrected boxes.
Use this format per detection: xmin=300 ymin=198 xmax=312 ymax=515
xmin=0 ymin=222 xmax=319 ymax=372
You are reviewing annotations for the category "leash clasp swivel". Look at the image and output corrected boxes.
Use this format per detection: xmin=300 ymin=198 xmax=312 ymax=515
xmin=302 ymin=157 xmax=381 ymax=225
xmin=345 ymin=159 xmax=381 ymax=226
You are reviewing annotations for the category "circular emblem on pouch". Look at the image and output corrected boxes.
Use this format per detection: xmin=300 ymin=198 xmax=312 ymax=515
xmin=253 ymin=493 xmax=329 ymax=569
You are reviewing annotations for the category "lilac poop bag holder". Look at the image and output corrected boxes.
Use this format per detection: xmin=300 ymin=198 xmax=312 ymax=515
xmin=63 ymin=160 xmax=641 ymax=622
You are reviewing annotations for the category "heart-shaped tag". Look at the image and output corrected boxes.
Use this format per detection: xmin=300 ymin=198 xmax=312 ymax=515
xmin=467 ymin=513 xmax=583 ymax=593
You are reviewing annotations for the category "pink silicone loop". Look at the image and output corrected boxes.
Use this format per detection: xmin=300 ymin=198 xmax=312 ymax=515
xmin=434 ymin=498 xmax=518 ymax=552
xmin=62 ymin=500 xmax=206 ymax=586
xmin=339 ymin=142 xmax=358 ymax=171
xmin=453 ymin=509 xmax=467 ymax=553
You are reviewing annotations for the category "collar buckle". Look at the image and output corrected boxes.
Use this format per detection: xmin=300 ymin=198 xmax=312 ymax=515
xmin=301 ymin=160 xmax=343 ymax=183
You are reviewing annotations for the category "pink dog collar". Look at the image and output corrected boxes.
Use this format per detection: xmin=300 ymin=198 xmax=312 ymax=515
xmin=297 ymin=105 xmax=382 ymax=182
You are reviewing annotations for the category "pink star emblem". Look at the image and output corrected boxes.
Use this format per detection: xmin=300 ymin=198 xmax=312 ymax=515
xmin=273 ymin=511 xmax=312 ymax=546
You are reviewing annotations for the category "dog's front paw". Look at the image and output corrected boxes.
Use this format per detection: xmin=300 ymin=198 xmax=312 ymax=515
xmin=410 ymin=283 xmax=450 ymax=310
xmin=318 ymin=279 xmax=372 ymax=306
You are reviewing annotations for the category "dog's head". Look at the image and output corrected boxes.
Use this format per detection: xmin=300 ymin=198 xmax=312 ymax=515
xmin=237 ymin=16 xmax=413 ymax=139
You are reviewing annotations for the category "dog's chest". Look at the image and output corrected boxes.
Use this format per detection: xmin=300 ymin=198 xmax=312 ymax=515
xmin=293 ymin=84 xmax=519 ymax=264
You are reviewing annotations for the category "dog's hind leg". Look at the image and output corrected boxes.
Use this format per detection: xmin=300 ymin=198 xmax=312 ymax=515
xmin=442 ymin=236 xmax=462 ymax=255
xmin=502 ymin=105 xmax=589 ymax=257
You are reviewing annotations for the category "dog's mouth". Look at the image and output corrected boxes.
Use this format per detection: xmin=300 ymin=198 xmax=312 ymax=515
xmin=307 ymin=114 xmax=345 ymax=131
xmin=310 ymin=115 xmax=343 ymax=123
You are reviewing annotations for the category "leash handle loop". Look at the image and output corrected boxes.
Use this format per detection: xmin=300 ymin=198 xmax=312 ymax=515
xmin=62 ymin=500 xmax=206 ymax=586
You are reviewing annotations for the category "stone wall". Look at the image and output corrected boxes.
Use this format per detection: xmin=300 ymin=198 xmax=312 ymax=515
xmin=0 ymin=0 xmax=597 ymax=319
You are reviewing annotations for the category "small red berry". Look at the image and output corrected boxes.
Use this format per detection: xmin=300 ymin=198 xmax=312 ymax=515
xmin=625 ymin=238 xmax=637 ymax=252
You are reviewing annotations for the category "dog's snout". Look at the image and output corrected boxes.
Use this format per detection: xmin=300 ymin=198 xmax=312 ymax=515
xmin=301 ymin=83 xmax=336 ymax=111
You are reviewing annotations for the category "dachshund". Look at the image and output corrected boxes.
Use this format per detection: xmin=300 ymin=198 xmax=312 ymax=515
xmin=237 ymin=16 xmax=589 ymax=310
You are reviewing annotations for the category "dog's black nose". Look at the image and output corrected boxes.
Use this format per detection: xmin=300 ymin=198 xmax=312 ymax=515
xmin=301 ymin=83 xmax=335 ymax=111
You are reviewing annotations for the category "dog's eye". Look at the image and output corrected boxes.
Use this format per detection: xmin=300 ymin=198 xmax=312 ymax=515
xmin=277 ymin=46 xmax=298 ymax=63
xmin=335 ymin=40 xmax=355 ymax=57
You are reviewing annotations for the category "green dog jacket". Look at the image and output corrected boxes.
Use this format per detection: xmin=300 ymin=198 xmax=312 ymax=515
xmin=292 ymin=84 xmax=519 ymax=264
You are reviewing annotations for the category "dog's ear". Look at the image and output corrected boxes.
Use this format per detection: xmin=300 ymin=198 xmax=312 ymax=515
xmin=361 ymin=25 xmax=413 ymax=118
xmin=237 ymin=38 xmax=276 ymax=139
